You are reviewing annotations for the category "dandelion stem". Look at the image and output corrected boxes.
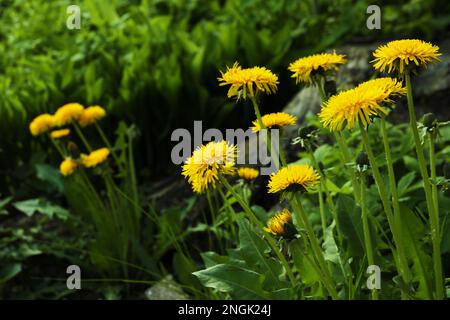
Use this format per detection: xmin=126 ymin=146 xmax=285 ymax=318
xmin=429 ymin=131 xmax=439 ymax=224
xmin=334 ymin=132 xmax=361 ymax=203
xmin=95 ymin=123 xmax=124 ymax=172
xmin=380 ymin=116 xmax=413 ymax=285
xmin=359 ymin=120 xmax=411 ymax=297
xmin=306 ymin=144 xmax=343 ymax=245
xmin=359 ymin=174 xmax=378 ymax=300
xmin=50 ymin=139 xmax=66 ymax=158
xmin=405 ymin=71 xmax=443 ymax=299
xmin=217 ymin=187 xmax=239 ymax=242
xmin=219 ymin=176 xmax=297 ymax=287
xmin=250 ymin=96 xmax=285 ymax=168
xmin=73 ymin=122 xmax=92 ymax=152
xmin=290 ymin=194 xmax=338 ymax=299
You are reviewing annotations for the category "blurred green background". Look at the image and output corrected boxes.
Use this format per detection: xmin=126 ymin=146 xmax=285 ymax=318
xmin=1 ymin=0 xmax=449 ymax=194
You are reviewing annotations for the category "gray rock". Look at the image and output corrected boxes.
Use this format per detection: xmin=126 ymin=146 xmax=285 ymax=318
xmin=145 ymin=275 xmax=189 ymax=300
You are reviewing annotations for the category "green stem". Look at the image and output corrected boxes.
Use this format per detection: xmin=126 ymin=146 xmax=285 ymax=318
xmin=359 ymin=120 xmax=411 ymax=296
xmin=95 ymin=123 xmax=124 ymax=171
xmin=318 ymin=186 xmax=327 ymax=239
xmin=380 ymin=117 xmax=412 ymax=283
xmin=73 ymin=122 xmax=92 ymax=152
xmin=307 ymin=145 xmax=343 ymax=245
xmin=429 ymin=132 xmax=439 ymax=229
xmin=317 ymin=80 xmax=327 ymax=102
xmin=219 ymin=176 xmax=297 ymax=287
xmin=50 ymin=139 xmax=66 ymax=158
xmin=290 ymin=194 xmax=338 ymax=299
xmin=250 ymin=96 xmax=265 ymax=130
xmin=250 ymin=96 xmax=285 ymax=168
xmin=217 ymin=187 xmax=239 ymax=242
xmin=334 ymin=132 xmax=361 ymax=203
xmin=360 ymin=174 xmax=378 ymax=300
xmin=405 ymin=72 xmax=443 ymax=299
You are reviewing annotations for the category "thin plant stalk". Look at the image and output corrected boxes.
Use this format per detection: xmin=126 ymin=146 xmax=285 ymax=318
xmin=380 ymin=117 xmax=412 ymax=282
xmin=217 ymin=187 xmax=239 ymax=242
xmin=358 ymin=120 xmax=411 ymax=295
xmin=359 ymin=174 xmax=378 ymax=300
xmin=306 ymin=144 xmax=343 ymax=245
xmin=219 ymin=176 xmax=297 ymax=287
xmin=94 ymin=123 xmax=124 ymax=172
xmin=405 ymin=71 xmax=443 ymax=299
xmin=73 ymin=122 xmax=92 ymax=151
xmin=429 ymin=131 xmax=439 ymax=221
xmin=250 ymin=96 xmax=286 ymax=168
xmin=334 ymin=132 xmax=361 ymax=203
xmin=290 ymin=194 xmax=338 ymax=299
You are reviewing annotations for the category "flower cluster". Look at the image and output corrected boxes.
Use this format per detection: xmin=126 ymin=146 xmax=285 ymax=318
xmin=29 ymin=103 xmax=106 ymax=136
xmin=29 ymin=103 xmax=110 ymax=176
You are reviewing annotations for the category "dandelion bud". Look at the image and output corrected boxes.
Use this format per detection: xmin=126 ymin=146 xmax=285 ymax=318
xmin=298 ymin=125 xmax=316 ymax=140
xmin=423 ymin=113 xmax=437 ymax=130
xmin=356 ymin=151 xmax=370 ymax=167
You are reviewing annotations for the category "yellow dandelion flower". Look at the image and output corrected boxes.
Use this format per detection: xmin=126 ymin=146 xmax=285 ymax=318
xmin=372 ymin=39 xmax=441 ymax=74
xmin=251 ymin=112 xmax=297 ymax=133
xmin=288 ymin=51 xmax=347 ymax=85
xmin=237 ymin=167 xmax=259 ymax=181
xmin=29 ymin=113 xmax=55 ymax=136
xmin=54 ymin=103 xmax=84 ymax=126
xmin=268 ymin=164 xmax=320 ymax=193
xmin=264 ymin=209 xmax=293 ymax=236
xmin=356 ymin=77 xmax=406 ymax=98
xmin=78 ymin=106 xmax=106 ymax=127
xmin=60 ymin=158 xmax=78 ymax=176
xmin=319 ymin=77 xmax=406 ymax=132
xmin=81 ymin=148 xmax=110 ymax=168
xmin=218 ymin=62 xmax=279 ymax=100
xmin=182 ymin=140 xmax=237 ymax=193
xmin=50 ymin=129 xmax=70 ymax=139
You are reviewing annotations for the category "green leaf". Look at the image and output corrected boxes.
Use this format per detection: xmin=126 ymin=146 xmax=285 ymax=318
xmin=173 ymin=252 xmax=200 ymax=289
xmin=35 ymin=164 xmax=64 ymax=193
xmin=336 ymin=195 xmax=364 ymax=257
xmin=0 ymin=196 xmax=12 ymax=215
xmin=0 ymin=263 xmax=22 ymax=284
xmin=13 ymin=198 xmax=69 ymax=220
xmin=238 ymin=219 xmax=283 ymax=288
xmin=397 ymin=172 xmax=416 ymax=198
xmin=399 ymin=205 xmax=433 ymax=299
xmin=403 ymin=155 xmax=420 ymax=172
xmin=193 ymin=264 xmax=269 ymax=299
xmin=322 ymin=221 xmax=340 ymax=264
